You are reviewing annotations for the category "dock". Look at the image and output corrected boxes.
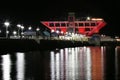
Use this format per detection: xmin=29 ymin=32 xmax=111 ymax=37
xmin=0 ymin=38 xmax=120 ymax=52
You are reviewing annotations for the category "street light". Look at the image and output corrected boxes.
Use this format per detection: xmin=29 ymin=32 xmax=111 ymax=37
xmin=36 ymin=28 xmax=40 ymax=38
xmin=17 ymin=24 xmax=21 ymax=37
xmin=13 ymin=31 xmax=17 ymax=37
xmin=51 ymin=29 xmax=54 ymax=33
xmin=36 ymin=28 xmax=40 ymax=31
xmin=4 ymin=21 xmax=10 ymax=38
xmin=28 ymin=26 xmax=32 ymax=30
xmin=87 ymin=16 xmax=90 ymax=20
xmin=21 ymin=26 xmax=24 ymax=37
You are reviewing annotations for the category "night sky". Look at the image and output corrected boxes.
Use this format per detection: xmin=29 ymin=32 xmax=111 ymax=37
xmin=0 ymin=0 xmax=119 ymax=36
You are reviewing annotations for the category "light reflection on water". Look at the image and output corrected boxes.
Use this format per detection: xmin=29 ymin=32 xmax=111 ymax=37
xmin=1 ymin=54 xmax=11 ymax=80
xmin=1 ymin=53 xmax=25 ymax=80
xmin=0 ymin=46 xmax=120 ymax=80
xmin=115 ymin=46 xmax=120 ymax=80
xmin=50 ymin=47 xmax=92 ymax=80
xmin=16 ymin=53 xmax=25 ymax=80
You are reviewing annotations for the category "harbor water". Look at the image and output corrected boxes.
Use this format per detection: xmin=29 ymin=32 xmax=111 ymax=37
xmin=0 ymin=46 xmax=120 ymax=80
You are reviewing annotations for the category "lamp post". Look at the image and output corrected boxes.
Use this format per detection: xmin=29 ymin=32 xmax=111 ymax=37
xmin=13 ymin=31 xmax=17 ymax=37
xmin=36 ymin=28 xmax=40 ymax=38
xmin=4 ymin=21 xmax=10 ymax=38
xmin=21 ymin=26 xmax=24 ymax=38
xmin=87 ymin=16 xmax=90 ymax=20
xmin=28 ymin=26 xmax=32 ymax=30
xmin=36 ymin=28 xmax=40 ymax=31
xmin=17 ymin=24 xmax=21 ymax=37
xmin=56 ymin=30 xmax=60 ymax=38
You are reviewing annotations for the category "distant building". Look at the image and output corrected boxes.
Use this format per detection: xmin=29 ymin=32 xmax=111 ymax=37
xmin=41 ymin=12 xmax=106 ymax=36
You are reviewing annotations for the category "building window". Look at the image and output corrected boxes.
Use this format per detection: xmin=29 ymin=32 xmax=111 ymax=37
xmin=67 ymin=23 xmax=69 ymax=27
xmin=75 ymin=23 xmax=78 ymax=26
xmin=61 ymin=23 xmax=66 ymax=26
xmin=79 ymin=23 xmax=83 ymax=26
xmin=55 ymin=23 xmax=60 ymax=27
xmin=49 ymin=23 xmax=54 ymax=27
xmin=85 ymin=23 xmax=89 ymax=26
xmin=91 ymin=23 xmax=96 ymax=26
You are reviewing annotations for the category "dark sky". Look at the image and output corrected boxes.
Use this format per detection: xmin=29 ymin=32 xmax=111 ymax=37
xmin=0 ymin=0 xmax=119 ymax=36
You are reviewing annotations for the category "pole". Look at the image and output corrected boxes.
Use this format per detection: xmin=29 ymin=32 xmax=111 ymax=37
xmin=18 ymin=28 xmax=20 ymax=37
xmin=4 ymin=22 xmax=10 ymax=38
xmin=6 ymin=26 xmax=8 ymax=38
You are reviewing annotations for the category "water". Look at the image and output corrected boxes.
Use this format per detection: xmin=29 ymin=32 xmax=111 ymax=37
xmin=0 ymin=46 xmax=120 ymax=80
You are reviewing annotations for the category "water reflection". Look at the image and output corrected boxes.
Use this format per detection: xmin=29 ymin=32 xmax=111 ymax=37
xmin=0 ymin=46 xmax=120 ymax=80
xmin=105 ymin=46 xmax=115 ymax=80
xmin=91 ymin=47 xmax=103 ymax=80
xmin=60 ymin=49 xmax=64 ymax=80
xmin=1 ymin=53 xmax=25 ymax=80
xmin=1 ymin=54 xmax=11 ymax=80
xmin=50 ymin=51 xmax=55 ymax=80
xmin=115 ymin=46 xmax=120 ymax=80
xmin=50 ymin=47 xmax=108 ymax=80
xmin=85 ymin=47 xmax=91 ymax=80
xmin=50 ymin=47 xmax=93 ymax=80
xmin=16 ymin=52 xmax=25 ymax=80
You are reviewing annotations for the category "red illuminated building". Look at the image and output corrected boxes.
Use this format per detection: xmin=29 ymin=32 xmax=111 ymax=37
xmin=41 ymin=12 xmax=106 ymax=36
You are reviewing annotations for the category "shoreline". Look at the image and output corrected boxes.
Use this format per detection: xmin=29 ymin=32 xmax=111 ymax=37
xmin=0 ymin=38 xmax=119 ymax=52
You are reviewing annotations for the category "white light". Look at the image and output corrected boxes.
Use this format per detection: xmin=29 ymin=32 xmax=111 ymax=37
xmin=87 ymin=17 xmax=90 ymax=20
xmin=61 ymin=31 xmax=63 ymax=34
xmin=4 ymin=22 xmax=10 ymax=27
xmin=6 ymin=31 xmax=9 ymax=34
xmin=91 ymin=18 xmax=103 ymax=21
xmin=17 ymin=24 xmax=21 ymax=28
xmin=56 ymin=30 xmax=59 ymax=34
xmin=28 ymin=26 xmax=32 ymax=30
xmin=13 ymin=31 xmax=17 ymax=35
xmin=21 ymin=26 xmax=24 ymax=29
xmin=36 ymin=28 xmax=40 ymax=31
xmin=51 ymin=30 xmax=54 ymax=32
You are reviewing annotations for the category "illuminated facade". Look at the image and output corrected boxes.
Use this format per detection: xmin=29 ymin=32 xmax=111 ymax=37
xmin=41 ymin=12 xmax=106 ymax=36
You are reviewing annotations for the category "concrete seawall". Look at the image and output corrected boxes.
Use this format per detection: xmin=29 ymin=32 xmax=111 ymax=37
xmin=39 ymin=39 xmax=91 ymax=50
xmin=0 ymin=39 xmax=39 ymax=52
xmin=0 ymin=39 xmax=120 ymax=52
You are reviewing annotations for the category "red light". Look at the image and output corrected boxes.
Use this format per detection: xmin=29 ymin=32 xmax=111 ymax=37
xmin=79 ymin=28 xmax=85 ymax=33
